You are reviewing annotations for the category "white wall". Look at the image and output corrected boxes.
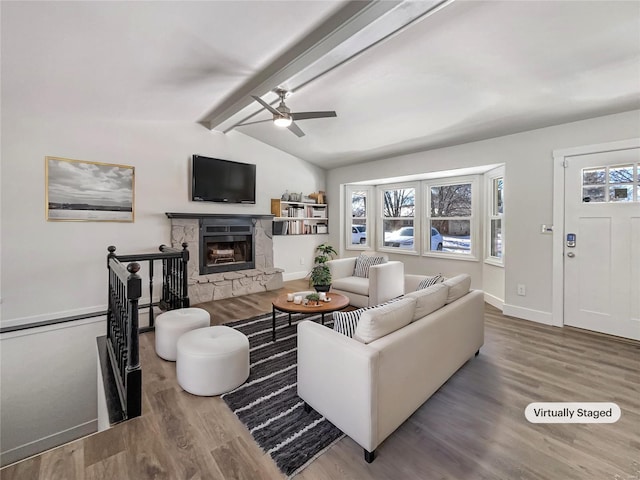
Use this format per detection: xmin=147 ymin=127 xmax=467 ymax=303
xmin=0 ymin=317 xmax=105 ymax=466
xmin=327 ymin=110 xmax=640 ymax=321
xmin=1 ymin=119 xmax=325 ymax=326
xmin=0 ymin=116 xmax=326 ymax=463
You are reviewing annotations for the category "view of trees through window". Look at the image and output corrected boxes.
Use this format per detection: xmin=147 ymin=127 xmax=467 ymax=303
xmin=382 ymin=188 xmax=415 ymax=250
xmin=347 ymin=172 xmax=505 ymax=259
xmin=429 ymin=183 xmax=472 ymax=254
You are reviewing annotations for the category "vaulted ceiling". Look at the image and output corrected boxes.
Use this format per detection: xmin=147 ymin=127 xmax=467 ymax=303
xmin=3 ymin=1 xmax=639 ymax=169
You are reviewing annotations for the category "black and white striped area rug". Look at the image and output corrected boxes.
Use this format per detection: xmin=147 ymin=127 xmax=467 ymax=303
xmin=221 ymin=311 xmax=344 ymax=478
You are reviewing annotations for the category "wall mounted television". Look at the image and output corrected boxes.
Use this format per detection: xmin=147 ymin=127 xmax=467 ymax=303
xmin=191 ymin=155 xmax=256 ymax=204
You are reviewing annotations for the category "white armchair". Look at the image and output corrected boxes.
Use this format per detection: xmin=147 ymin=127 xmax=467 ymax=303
xmin=327 ymin=255 xmax=405 ymax=308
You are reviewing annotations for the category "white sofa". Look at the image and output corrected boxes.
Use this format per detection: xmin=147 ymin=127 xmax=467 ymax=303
xmin=327 ymin=254 xmax=405 ymax=308
xmin=297 ymin=274 xmax=484 ymax=462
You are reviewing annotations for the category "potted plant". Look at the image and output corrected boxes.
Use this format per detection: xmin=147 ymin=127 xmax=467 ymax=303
xmin=305 ymin=292 xmax=321 ymax=306
xmin=309 ymin=243 xmax=337 ymax=292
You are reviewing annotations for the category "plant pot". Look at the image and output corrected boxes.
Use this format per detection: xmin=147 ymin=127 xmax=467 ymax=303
xmin=314 ymin=284 xmax=331 ymax=293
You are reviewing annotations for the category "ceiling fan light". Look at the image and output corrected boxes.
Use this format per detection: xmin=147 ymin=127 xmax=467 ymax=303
xmin=274 ymin=116 xmax=292 ymax=127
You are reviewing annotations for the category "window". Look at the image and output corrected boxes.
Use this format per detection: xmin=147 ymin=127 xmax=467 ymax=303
xmin=486 ymin=166 xmax=504 ymax=265
xmin=582 ymin=162 xmax=639 ymax=203
xmin=380 ymin=184 xmax=418 ymax=252
xmin=345 ymin=186 xmax=372 ymax=249
xmin=424 ymin=176 xmax=478 ymax=259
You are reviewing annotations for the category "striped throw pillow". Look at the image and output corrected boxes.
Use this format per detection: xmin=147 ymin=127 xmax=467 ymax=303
xmin=417 ymin=274 xmax=443 ymax=290
xmin=353 ymin=255 xmax=385 ymax=278
xmin=333 ymin=298 xmax=400 ymax=338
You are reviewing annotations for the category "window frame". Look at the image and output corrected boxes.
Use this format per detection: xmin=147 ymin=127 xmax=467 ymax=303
xmin=485 ymin=166 xmax=505 ymax=267
xmin=377 ymin=182 xmax=420 ymax=256
xmin=423 ymin=175 xmax=480 ymax=261
xmin=344 ymin=185 xmax=373 ymax=251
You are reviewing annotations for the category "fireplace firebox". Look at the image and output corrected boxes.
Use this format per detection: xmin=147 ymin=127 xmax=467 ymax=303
xmin=199 ymin=217 xmax=255 ymax=274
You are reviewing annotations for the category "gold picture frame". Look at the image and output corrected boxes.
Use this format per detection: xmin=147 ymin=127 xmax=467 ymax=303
xmin=45 ymin=156 xmax=135 ymax=222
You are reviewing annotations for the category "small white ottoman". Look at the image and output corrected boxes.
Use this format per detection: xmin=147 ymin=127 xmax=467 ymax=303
xmin=155 ymin=308 xmax=211 ymax=361
xmin=176 ymin=326 xmax=250 ymax=396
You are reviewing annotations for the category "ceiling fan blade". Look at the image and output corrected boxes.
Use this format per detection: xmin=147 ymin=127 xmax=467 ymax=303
xmin=251 ymin=95 xmax=281 ymax=116
xmin=290 ymin=111 xmax=337 ymax=121
xmin=287 ymin=121 xmax=305 ymax=137
xmin=236 ymin=119 xmax=272 ymax=127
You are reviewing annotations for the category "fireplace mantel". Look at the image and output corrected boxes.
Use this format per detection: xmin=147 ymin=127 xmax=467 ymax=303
xmin=166 ymin=212 xmax=274 ymax=220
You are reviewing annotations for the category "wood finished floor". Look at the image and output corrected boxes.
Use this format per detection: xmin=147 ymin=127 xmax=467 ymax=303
xmin=2 ymin=279 xmax=639 ymax=480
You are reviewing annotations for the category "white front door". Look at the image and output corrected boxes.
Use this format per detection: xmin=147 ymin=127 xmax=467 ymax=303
xmin=564 ymin=148 xmax=640 ymax=340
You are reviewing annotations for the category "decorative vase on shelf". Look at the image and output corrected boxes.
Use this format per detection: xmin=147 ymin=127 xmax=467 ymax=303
xmin=281 ymin=190 xmax=290 ymax=201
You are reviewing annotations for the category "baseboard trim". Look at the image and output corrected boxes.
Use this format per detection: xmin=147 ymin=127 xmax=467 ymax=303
xmin=282 ymin=271 xmax=308 ymax=282
xmin=484 ymin=293 xmax=504 ymax=311
xmin=502 ymin=304 xmax=555 ymax=326
xmin=1 ymin=419 xmax=97 ymax=467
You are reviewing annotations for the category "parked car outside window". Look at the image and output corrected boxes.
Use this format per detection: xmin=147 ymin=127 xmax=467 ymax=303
xmin=351 ymin=225 xmax=366 ymax=244
xmin=384 ymin=226 xmax=443 ymax=250
xmin=430 ymin=227 xmax=443 ymax=251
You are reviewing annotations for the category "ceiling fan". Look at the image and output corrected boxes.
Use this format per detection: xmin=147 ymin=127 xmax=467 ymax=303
xmin=236 ymin=88 xmax=337 ymax=137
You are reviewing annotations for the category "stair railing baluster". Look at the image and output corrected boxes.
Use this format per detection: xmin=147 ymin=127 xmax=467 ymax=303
xmin=102 ymin=244 xmax=189 ymax=424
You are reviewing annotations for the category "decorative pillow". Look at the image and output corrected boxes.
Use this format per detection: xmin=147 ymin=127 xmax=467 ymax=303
xmin=332 ymin=310 xmax=361 ymax=338
xmin=416 ymin=274 xmax=444 ymax=290
xmin=404 ymin=283 xmax=449 ymax=321
xmin=353 ymin=254 xmax=385 ymax=278
xmin=353 ymin=297 xmax=417 ymax=344
xmin=443 ymin=274 xmax=471 ymax=304
xmin=332 ymin=297 xmax=401 ymax=338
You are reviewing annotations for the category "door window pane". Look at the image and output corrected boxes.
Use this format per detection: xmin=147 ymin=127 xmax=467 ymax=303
xmin=610 ymin=185 xmax=633 ymax=202
xmin=609 ymin=165 xmax=633 ymax=184
xmin=583 ymin=186 xmax=606 ymax=203
xmin=583 ymin=168 xmax=606 ymax=185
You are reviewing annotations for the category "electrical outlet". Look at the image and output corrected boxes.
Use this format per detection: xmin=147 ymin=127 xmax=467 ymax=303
xmin=299 ymin=257 xmax=304 ymax=265
xmin=517 ymin=284 xmax=526 ymax=296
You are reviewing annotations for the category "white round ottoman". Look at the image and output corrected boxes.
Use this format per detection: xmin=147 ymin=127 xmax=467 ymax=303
xmin=176 ymin=326 xmax=250 ymax=396
xmin=155 ymin=308 xmax=211 ymax=361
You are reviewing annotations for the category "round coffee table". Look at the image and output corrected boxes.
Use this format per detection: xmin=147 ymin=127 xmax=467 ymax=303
xmin=271 ymin=292 xmax=349 ymax=341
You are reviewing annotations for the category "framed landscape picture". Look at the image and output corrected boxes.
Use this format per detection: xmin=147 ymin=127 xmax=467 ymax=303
xmin=46 ymin=156 xmax=135 ymax=222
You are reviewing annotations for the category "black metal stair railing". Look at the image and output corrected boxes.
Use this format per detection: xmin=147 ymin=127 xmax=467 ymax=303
xmin=111 ymin=243 xmax=190 ymax=332
xmin=105 ymin=254 xmax=142 ymax=420
xmin=101 ymin=243 xmax=190 ymax=423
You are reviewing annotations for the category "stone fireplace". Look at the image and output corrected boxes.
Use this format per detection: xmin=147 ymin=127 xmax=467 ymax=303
xmin=166 ymin=213 xmax=283 ymax=304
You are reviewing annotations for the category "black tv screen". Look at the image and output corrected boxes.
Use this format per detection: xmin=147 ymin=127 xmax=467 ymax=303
xmin=191 ymin=155 xmax=256 ymax=204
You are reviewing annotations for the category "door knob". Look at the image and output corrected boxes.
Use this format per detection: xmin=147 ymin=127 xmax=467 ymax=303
xmin=567 ymin=252 xmax=575 ymax=258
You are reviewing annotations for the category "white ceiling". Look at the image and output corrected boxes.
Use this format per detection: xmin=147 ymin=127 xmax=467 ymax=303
xmin=3 ymin=1 xmax=639 ymax=169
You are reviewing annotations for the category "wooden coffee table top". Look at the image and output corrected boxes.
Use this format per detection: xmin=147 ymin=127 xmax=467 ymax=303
xmin=272 ymin=292 xmax=349 ymax=314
